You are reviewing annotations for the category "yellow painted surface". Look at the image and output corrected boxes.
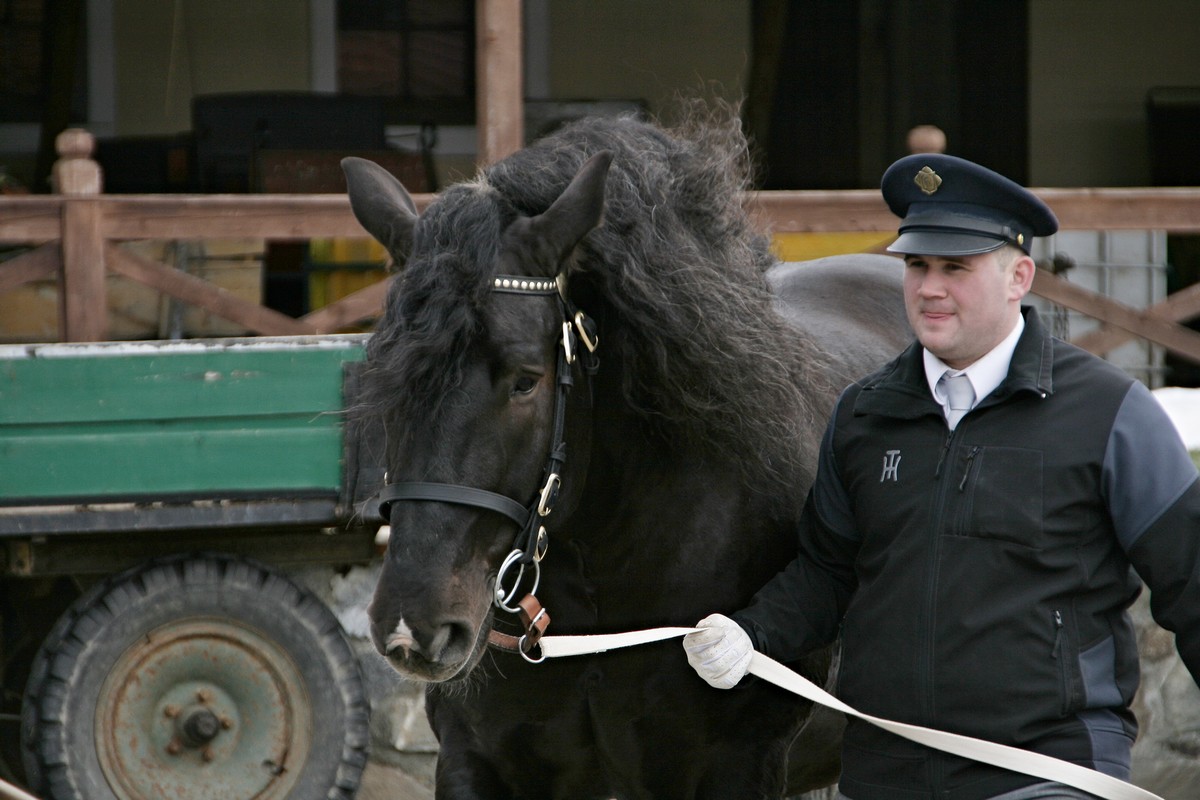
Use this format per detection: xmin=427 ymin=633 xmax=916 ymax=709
xmin=309 ymin=238 xmax=388 ymax=266
xmin=771 ymin=232 xmax=895 ymax=262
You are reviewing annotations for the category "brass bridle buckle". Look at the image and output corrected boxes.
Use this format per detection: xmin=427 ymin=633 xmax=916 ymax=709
xmin=574 ymin=310 xmax=598 ymax=353
xmin=561 ymin=321 xmax=576 ymax=365
xmin=538 ymin=474 xmax=561 ymax=517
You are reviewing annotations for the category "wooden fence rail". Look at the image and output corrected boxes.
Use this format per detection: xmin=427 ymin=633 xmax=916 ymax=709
xmin=3 ymin=129 xmax=1200 ymax=362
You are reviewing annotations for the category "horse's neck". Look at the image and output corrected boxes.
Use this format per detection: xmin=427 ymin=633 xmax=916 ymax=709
xmin=551 ymin=400 xmax=797 ymax=623
xmin=568 ymin=363 xmax=790 ymax=537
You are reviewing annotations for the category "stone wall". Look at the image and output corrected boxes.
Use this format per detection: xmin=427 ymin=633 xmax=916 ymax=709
xmin=1130 ymin=586 xmax=1200 ymax=797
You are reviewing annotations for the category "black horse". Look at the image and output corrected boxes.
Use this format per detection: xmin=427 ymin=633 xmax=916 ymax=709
xmin=344 ymin=114 xmax=910 ymax=798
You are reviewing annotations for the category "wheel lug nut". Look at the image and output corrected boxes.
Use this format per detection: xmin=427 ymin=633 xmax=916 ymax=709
xmin=202 ymin=746 xmax=215 ymax=763
xmin=220 ymin=716 xmax=233 ymax=730
xmin=196 ymin=689 xmax=212 ymax=704
xmin=166 ymin=739 xmax=182 ymax=755
xmin=164 ymin=704 xmax=181 ymax=718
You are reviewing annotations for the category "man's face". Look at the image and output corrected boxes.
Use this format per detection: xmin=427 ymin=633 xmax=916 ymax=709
xmin=902 ymin=248 xmax=1032 ymax=370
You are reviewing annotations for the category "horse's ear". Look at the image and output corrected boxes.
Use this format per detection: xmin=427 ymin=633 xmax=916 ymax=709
xmin=341 ymin=157 xmax=418 ymax=261
xmin=530 ymin=150 xmax=613 ymax=262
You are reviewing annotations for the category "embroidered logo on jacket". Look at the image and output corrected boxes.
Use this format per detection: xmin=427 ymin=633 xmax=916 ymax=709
xmin=881 ymin=449 xmax=902 ymax=482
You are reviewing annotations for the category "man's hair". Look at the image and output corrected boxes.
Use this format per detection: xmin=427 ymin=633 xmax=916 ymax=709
xmin=995 ymin=244 xmax=1023 ymax=269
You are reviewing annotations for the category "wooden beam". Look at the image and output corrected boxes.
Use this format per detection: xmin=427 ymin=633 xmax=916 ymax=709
xmin=0 ymin=243 xmax=60 ymax=292
xmin=476 ymin=0 xmax=524 ymax=166
xmin=95 ymin=194 xmax=433 ymax=240
xmin=1032 ymin=269 xmax=1200 ymax=365
xmin=106 ymin=244 xmax=315 ymax=336
xmin=0 ymin=196 xmax=64 ymax=241
xmin=747 ymin=187 xmax=1200 ymax=235
xmin=1070 ymin=282 xmax=1200 ymax=356
xmin=1036 ymin=187 xmax=1200 ymax=233
xmin=302 ymin=278 xmax=391 ymax=334
xmin=10 ymin=187 xmax=1200 ymax=245
xmin=58 ymin=199 xmax=107 ymax=341
xmin=748 ymin=190 xmax=893 ymax=233
xmin=53 ymin=129 xmax=108 ymax=341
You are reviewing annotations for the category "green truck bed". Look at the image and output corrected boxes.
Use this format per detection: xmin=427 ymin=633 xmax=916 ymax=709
xmin=0 ymin=335 xmax=380 ymax=536
xmin=0 ymin=338 xmax=388 ymax=798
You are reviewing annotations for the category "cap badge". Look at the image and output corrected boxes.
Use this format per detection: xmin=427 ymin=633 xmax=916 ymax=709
xmin=914 ymin=166 xmax=942 ymax=195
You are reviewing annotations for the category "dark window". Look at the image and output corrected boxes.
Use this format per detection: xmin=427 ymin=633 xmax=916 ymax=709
xmin=0 ymin=0 xmax=88 ymax=124
xmin=337 ymin=0 xmax=474 ymax=124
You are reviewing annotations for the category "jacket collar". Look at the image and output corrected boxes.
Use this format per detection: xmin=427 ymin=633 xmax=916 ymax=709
xmin=856 ymin=306 xmax=1054 ymax=419
xmin=996 ymin=305 xmax=1054 ymax=400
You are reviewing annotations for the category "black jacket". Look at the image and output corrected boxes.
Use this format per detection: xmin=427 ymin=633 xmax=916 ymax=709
xmin=734 ymin=307 xmax=1200 ymax=800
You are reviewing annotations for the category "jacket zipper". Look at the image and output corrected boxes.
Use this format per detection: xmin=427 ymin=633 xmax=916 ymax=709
xmin=1052 ymin=609 xmax=1070 ymax=716
xmin=923 ymin=429 xmax=957 ymax=763
xmin=934 ymin=431 xmax=955 ymax=477
xmin=957 ymin=446 xmax=981 ymax=492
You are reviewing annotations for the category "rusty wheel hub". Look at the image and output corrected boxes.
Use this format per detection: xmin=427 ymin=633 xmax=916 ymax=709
xmin=95 ymin=617 xmax=312 ymax=800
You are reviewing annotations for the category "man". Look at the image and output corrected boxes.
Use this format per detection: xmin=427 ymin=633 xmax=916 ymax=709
xmin=684 ymin=154 xmax=1200 ymax=799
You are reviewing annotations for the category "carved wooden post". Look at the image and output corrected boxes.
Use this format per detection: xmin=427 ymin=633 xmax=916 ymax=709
xmin=53 ymin=128 xmax=107 ymax=341
xmin=476 ymin=0 xmax=524 ymax=166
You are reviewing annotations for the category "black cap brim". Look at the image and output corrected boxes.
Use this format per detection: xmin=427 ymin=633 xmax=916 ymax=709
xmin=887 ymin=230 xmax=1008 ymax=257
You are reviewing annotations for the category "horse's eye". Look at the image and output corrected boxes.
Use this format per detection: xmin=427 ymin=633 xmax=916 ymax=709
xmin=512 ymin=375 xmax=538 ymax=396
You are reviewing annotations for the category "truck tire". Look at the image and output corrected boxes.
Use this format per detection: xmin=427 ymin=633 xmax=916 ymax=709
xmin=20 ymin=553 xmax=370 ymax=800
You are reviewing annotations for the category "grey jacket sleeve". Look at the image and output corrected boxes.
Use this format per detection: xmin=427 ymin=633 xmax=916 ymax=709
xmin=1104 ymin=382 xmax=1200 ymax=683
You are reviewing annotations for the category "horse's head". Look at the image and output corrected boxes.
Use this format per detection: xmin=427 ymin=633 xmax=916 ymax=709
xmin=344 ymin=151 xmax=610 ymax=681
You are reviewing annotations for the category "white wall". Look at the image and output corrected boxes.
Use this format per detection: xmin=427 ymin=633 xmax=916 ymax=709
xmin=545 ymin=0 xmax=751 ymax=123
xmin=1029 ymin=0 xmax=1200 ymax=187
xmin=111 ymin=0 xmax=312 ymax=136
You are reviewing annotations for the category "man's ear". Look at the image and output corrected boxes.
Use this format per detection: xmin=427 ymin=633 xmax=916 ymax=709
xmin=1011 ymin=253 xmax=1036 ymax=300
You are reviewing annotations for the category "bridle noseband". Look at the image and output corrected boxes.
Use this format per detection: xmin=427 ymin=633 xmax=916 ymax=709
xmin=373 ymin=272 xmax=598 ymax=661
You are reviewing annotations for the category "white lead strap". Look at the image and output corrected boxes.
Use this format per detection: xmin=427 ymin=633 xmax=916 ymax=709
xmin=537 ymin=627 xmax=1164 ymax=800
xmin=539 ymin=626 xmax=701 ymax=657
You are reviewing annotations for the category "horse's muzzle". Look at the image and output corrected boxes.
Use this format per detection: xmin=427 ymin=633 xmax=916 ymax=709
xmin=373 ymin=611 xmax=487 ymax=682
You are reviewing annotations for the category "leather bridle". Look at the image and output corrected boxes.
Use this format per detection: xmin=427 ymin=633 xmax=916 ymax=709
xmin=373 ymin=272 xmax=598 ymax=661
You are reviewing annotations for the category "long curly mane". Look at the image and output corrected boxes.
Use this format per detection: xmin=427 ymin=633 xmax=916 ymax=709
xmin=365 ymin=110 xmax=837 ymax=493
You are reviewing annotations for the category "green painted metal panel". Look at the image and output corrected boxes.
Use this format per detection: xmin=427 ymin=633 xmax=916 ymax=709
xmin=0 ymin=337 xmax=367 ymax=502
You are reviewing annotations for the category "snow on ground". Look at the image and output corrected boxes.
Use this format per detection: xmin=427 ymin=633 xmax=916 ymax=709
xmin=1152 ymin=387 xmax=1200 ymax=451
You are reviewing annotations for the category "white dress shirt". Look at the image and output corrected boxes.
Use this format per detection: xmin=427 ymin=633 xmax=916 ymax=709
xmin=923 ymin=313 xmax=1025 ymax=424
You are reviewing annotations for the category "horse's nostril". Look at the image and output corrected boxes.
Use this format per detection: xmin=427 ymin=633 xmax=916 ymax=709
xmin=393 ymin=619 xmax=473 ymax=663
xmin=425 ymin=620 xmax=473 ymax=662
xmin=428 ymin=624 xmax=453 ymax=658
xmin=384 ymin=631 xmax=415 ymax=658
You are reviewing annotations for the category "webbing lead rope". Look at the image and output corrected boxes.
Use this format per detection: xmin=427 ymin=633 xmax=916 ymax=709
xmin=533 ymin=627 xmax=1164 ymax=800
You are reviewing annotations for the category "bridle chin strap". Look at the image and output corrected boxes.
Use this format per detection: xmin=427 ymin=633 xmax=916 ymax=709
xmin=373 ymin=272 xmax=598 ymax=660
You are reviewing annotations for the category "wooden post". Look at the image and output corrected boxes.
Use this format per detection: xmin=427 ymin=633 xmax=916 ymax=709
xmin=476 ymin=0 xmax=524 ymax=166
xmin=53 ymin=128 xmax=107 ymax=341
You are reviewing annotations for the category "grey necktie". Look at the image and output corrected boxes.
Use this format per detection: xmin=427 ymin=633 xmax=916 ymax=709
xmin=939 ymin=372 xmax=975 ymax=430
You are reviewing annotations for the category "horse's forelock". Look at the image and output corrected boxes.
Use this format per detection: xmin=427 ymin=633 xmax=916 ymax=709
xmin=363 ymin=185 xmax=508 ymax=427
